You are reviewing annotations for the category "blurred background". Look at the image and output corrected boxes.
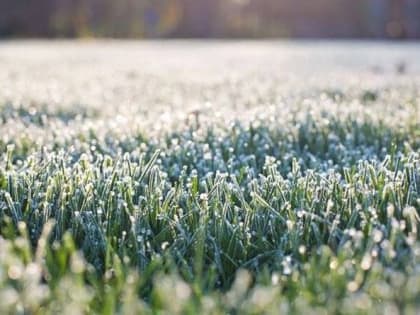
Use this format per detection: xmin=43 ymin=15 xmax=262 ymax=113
xmin=0 ymin=0 xmax=419 ymax=39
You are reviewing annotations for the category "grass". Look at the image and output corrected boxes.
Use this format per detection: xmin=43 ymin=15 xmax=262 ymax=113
xmin=0 ymin=41 xmax=419 ymax=314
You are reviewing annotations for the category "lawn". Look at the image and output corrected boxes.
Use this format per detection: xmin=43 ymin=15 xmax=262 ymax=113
xmin=0 ymin=41 xmax=419 ymax=314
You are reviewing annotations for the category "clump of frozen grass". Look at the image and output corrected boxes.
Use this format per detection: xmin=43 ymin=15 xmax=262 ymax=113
xmin=0 ymin=42 xmax=419 ymax=314
xmin=0 ymin=119 xmax=418 ymax=313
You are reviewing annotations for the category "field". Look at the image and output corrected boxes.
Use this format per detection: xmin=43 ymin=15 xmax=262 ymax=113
xmin=0 ymin=41 xmax=419 ymax=314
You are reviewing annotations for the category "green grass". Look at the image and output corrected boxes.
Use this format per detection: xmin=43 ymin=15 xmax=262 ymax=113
xmin=0 ymin=41 xmax=419 ymax=314
xmin=0 ymin=108 xmax=419 ymax=314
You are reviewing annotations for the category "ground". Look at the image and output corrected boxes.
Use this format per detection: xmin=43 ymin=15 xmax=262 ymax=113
xmin=0 ymin=41 xmax=419 ymax=314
